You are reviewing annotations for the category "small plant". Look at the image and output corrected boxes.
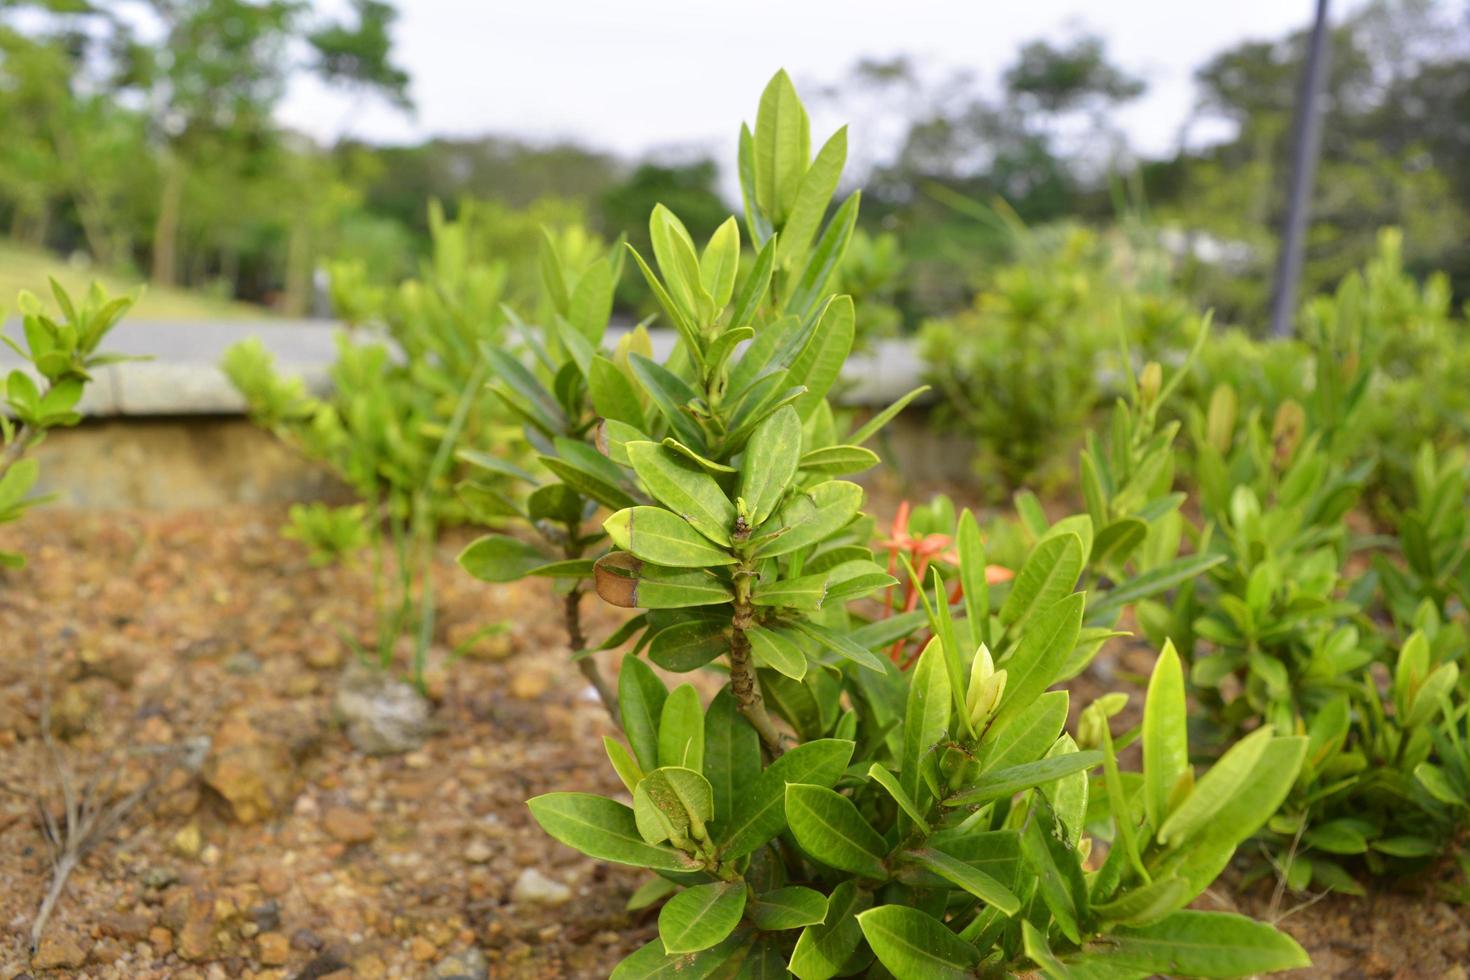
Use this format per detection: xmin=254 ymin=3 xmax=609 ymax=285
xmin=2 ymin=281 xmax=136 ymax=567
xmin=225 ymin=204 xmax=535 ymax=686
xmin=508 ymin=71 xmax=1310 ymax=979
xmin=282 ymin=502 xmax=371 ymax=567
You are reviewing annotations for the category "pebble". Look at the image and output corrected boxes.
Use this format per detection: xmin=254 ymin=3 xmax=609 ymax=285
xmin=224 ymin=651 xmax=262 ymax=675
xmin=463 ymin=840 xmax=493 ymax=864
xmin=290 ymin=928 xmax=323 ymax=951
xmin=31 ymin=934 xmax=88 ymax=970
xmin=257 ymin=864 xmax=290 ymax=897
xmin=431 ymin=947 xmax=489 ymax=980
xmin=511 ymin=868 xmax=572 ymax=906
xmin=333 ymin=663 xmax=430 ymax=755
xmin=171 ymin=822 xmax=203 ymax=858
xmin=410 ymin=936 xmax=438 ymax=962
xmin=510 ymin=667 xmax=552 ymax=701
xmin=257 ymin=931 xmax=290 ymax=966
xmin=322 ymin=806 xmax=375 ymax=844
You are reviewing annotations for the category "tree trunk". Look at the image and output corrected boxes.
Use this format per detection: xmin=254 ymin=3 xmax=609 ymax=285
xmin=152 ymin=152 xmax=185 ymax=287
xmin=282 ymin=217 xmax=310 ymax=316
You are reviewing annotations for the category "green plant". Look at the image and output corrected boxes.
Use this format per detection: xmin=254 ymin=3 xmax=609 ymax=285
xmin=282 ymin=502 xmax=371 ymax=567
xmin=508 ymin=71 xmax=1309 ymax=979
xmin=224 ymin=205 xmax=517 ymax=685
xmin=919 ymin=224 xmax=1199 ymax=496
xmin=1 ymin=281 xmax=135 ymax=566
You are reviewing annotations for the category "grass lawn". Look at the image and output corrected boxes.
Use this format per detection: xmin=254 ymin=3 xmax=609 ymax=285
xmin=0 ymin=240 xmax=272 ymax=321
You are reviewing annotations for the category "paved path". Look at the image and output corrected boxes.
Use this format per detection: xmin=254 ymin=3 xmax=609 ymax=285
xmin=0 ymin=319 xmax=926 ymax=416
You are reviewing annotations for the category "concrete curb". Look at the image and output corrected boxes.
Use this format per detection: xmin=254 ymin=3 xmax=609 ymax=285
xmin=1 ymin=320 xmax=928 ymax=416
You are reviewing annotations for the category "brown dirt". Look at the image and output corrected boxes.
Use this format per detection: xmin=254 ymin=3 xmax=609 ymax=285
xmin=0 ymin=506 xmax=1465 ymax=979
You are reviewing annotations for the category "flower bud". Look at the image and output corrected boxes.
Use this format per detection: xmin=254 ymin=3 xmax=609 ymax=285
xmin=968 ymin=669 xmax=1007 ymax=730
xmin=1138 ymin=361 xmax=1163 ymax=405
xmin=965 ymin=644 xmax=995 ymax=716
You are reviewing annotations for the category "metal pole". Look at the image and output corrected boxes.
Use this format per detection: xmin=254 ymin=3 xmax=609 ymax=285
xmin=1269 ymin=0 xmax=1332 ymax=338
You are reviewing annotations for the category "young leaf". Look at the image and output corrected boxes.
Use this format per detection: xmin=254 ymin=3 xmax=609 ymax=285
xmin=659 ymin=882 xmax=746 ymax=954
xmin=902 ymin=639 xmax=951 ymax=823
xmin=903 ymin=848 xmax=1020 ymax=915
xmin=457 ymin=534 xmax=549 ymax=583
xmin=990 ymin=592 xmax=1085 ymax=732
xmin=776 ymin=126 xmax=847 ymax=271
xmin=1142 ymin=640 xmax=1189 ymax=831
xmin=1157 ymin=727 xmax=1274 ymax=847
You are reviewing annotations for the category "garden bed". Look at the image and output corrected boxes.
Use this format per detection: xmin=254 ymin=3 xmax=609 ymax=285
xmin=1 ymin=506 xmax=1466 ymax=979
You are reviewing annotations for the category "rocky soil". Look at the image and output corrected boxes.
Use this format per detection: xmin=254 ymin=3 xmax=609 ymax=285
xmin=0 ymin=506 xmax=1466 ymax=979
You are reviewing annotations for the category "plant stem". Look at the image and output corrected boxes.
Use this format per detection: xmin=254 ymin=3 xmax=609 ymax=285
xmin=564 ymin=586 xmax=619 ymax=721
xmin=729 ymin=567 xmax=785 ymax=756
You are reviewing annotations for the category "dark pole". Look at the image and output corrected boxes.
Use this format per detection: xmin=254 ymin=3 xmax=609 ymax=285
xmin=1269 ymin=0 xmax=1332 ymax=338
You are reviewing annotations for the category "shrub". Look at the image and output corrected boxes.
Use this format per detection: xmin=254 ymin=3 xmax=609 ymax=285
xmin=1 ymin=281 xmax=134 ymax=566
xmin=920 ymin=224 xmax=1199 ymax=496
xmin=478 ymin=71 xmax=1309 ymax=979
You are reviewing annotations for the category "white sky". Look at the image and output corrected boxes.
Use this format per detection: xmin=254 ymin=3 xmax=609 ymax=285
xmin=279 ymin=0 xmax=1351 ymax=171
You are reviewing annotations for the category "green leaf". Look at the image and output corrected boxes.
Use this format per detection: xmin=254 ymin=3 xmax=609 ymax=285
xmin=789 ymin=881 xmax=868 ymax=980
xmin=739 ymin=405 xmax=802 ymax=527
xmin=659 ymin=882 xmax=746 ymax=954
xmin=792 ymin=620 xmax=887 ymax=673
xmin=1091 ymin=517 xmax=1148 ymax=569
xmin=457 ymin=534 xmax=548 ymax=583
xmin=659 ymin=685 xmax=706 ymax=770
xmin=990 ymin=593 xmax=1085 ymax=732
xmin=749 ymin=886 xmax=828 ymax=931
xmin=957 ymin=509 xmax=991 ymax=648
xmin=569 ymin=257 xmax=616 ymax=341
xmin=776 ymin=126 xmax=847 ymax=272
xmin=718 ymin=739 xmax=855 ymax=859
xmin=751 ymin=480 xmax=862 ymax=558
xmin=978 ymin=690 xmax=1069 ymax=775
xmin=628 ymin=441 xmax=736 ymax=547
xmin=1088 ymin=553 xmax=1226 ymax=621
xmin=1000 ymin=533 xmax=1083 ymax=628
xmin=746 ymin=626 xmax=808 ymax=680
xmin=786 ymin=192 xmax=860 ymax=320
xmin=1021 ymin=803 xmax=1086 ymax=944
xmin=753 ymin=69 xmax=810 ymax=225
xmin=703 ymin=687 xmax=761 ymax=826
xmin=612 ymin=929 xmax=749 ymax=979
xmin=798 ymin=444 xmax=879 ymax=475
xmin=625 ymin=876 xmax=678 ymax=912
xmin=856 ymin=905 xmax=980 ymax=980
xmin=589 ymin=356 xmax=647 ymax=429
xmin=821 ymin=559 xmax=896 ymax=604
xmin=699 ymin=217 xmax=742 ymax=310
xmin=607 ymin=507 xmax=736 ymax=568
xmin=634 ymin=766 xmax=714 ymax=845
xmin=1087 ymin=910 xmax=1309 ymax=977
xmin=751 ymin=572 xmax=829 ymax=610
xmin=649 ymin=619 xmax=729 ymax=672
xmin=867 ymin=763 xmax=930 ymax=834
xmin=730 ymin=236 xmax=776 ymax=328
xmin=847 ymin=384 xmax=929 ymax=446
xmin=785 ymin=783 xmax=888 ymax=878
xmin=789 ymin=295 xmax=854 ymax=419
xmin=1092 ymin=875 xmax=1193 ymax=927
xmin=620 ymin=656 xmax=669 ymax=771
xmin=604 ymin=737 xmax=644 ymax=795
xmin=527 ymin=794 xmax=698 ymax=871
xmin=1158 ymin=727 xmax=1274 ymax=847
xmin=595 ymin=553 xmax=735 ymax=610
xmin=904 ymin=847 xmax=1020 ymax=915
xmin=1142 ymin=640 xmax=1189 ymax=831
xmin=902 ymin=639 xmax=950 ymax=824
xmin=946 ymin=751 xmax=1103 ymax=807
xmin=629 ymin=353 xmax=707 ymax=449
